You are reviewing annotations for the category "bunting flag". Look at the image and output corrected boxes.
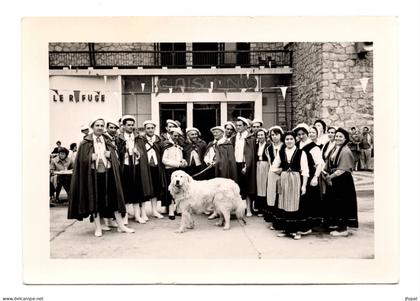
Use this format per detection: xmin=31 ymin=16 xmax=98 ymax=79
xmin=268 ymin=61 xmax=272 ymax=68
xmin=69 ymin=65 xmax=72 ymax=70
xmin=280 ymin=86 xmax=288 ymax=100
xmin=169 ymin=87 xmax=173 ymax=94
xmin=141 ymin=83 xmax=145 ymax=92
xmin=359 ymin=77 xmax=369 ymax=93
xmin=241 ymin=88 xmax=246 ymax=93
xmin=181 ymin=86 xmax=185 ymax=94
xmin=224 ymin=90 xmax=228 ymax=98
xmin=208 ymin=88 xmax=213 ymax=93
xmin=95 ymin=91 xmax=100 ymax=95
xmin=51 ymin=89 xmax=59 ymax=95
xmin=246 ymin=72 xmax=250 ymax=79
xmin=210 ymin=81 xmax=214 ymax=89
xmin=103 ymin=75 xmax=107 ymax=84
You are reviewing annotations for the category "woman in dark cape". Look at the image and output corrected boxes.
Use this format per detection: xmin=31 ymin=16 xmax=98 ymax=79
xmin=323 ymin=127 xmax=358 ymax=237
xmin=68 ymin=118 xmax=135 ymax=237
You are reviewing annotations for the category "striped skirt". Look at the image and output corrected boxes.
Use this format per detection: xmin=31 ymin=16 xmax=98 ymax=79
xmin=277 ymin=171 xmax=301 ymax=212
xmin=266 ymin=170 xmax=281 ymax=206
xmin=256 ymin=161 xmax=270 ymax=197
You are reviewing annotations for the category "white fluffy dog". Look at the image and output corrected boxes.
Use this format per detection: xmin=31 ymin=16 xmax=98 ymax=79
xmin=168 ymin=170 xmax=247 ymax=233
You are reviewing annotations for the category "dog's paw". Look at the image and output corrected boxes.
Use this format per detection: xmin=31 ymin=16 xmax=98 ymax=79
xmin=175 ymin=228 xmax=185 ymax=233
xmin=187 ymin=222 xmax=194 ymax=229
xmin=215 ymin=221 xmax=224 ymax=227
xmin=222 ymin=226 xmax=230 ymax=231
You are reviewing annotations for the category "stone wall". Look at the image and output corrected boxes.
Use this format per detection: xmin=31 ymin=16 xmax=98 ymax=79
xmin=49 ymin=43 xmax=89 ymax=52
xmin=250 ymin=42 xmax=286 ymax=66
xmin=289 ymin=42 xmax=373 ymax=131
xmin=288 ymin=42 xmax=323 ymax=127
xmin=319 ymin=42 xmax=373 ymax=129
xmin=94 ymin=43 xmax=155 ymax=51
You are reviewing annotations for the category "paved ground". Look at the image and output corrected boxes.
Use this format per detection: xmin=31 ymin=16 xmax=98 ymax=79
xmin=50 ymin=171 xmax=374 ymax=259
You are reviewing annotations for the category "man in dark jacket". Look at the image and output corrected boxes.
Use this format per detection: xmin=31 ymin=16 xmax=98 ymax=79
xmin=68 ymin=118 xmax=135 ymax=237
xmin=184 ymin=127 xmax=207 ymax=180
xmin=141 ymin=120 xmax=167 ymax=219
xmin=231 ymin=117 xmax=257 ymax=217
xmin=117 ymin=115 xmax=153 ymax=225
xmin=203 ymin=126 xmax=238 ymax=220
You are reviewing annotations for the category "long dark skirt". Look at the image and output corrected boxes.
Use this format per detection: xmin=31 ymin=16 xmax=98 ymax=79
xmin=121 ymin=164 xmax=144 ymax=204
xmin=324 ymin=171 xmax=358 ymax=229
xmin=93 ymin=169 xmax=122 ymax=219
xmin=301 ymin=180 xmax=325 ymax=228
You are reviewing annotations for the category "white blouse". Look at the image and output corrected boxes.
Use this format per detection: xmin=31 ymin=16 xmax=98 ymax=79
xmin=272 ymin=145 xmax=309 ymax=177
xmin=299 ymin=138 xmax=324 ymax=167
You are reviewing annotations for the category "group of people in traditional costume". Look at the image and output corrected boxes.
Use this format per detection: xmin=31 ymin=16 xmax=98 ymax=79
xmin=61 ymin=114 xmax=363 ymax=239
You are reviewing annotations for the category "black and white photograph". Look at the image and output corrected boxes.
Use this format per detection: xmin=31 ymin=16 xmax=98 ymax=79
xmin=48 ymin=41 xmax=374 ymax=259
xmin=21 ymin=16 xmax=401 ymax=285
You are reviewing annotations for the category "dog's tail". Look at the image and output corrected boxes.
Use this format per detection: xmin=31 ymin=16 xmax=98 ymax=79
xmin=236 ymin=199 xmax=247 ymax=225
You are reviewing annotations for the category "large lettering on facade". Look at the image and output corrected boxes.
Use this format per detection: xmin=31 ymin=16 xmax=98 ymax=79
xmin=157 ymin=75 xmax=257 ymax=92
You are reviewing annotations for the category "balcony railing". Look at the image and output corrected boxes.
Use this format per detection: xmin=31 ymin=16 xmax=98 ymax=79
xmin=49 ymin=50 xmax=292 ymax=69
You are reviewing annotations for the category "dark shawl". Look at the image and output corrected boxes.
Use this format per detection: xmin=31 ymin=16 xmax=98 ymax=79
xmin=68 ymin=134 xmax=126 ymax=221
xmin=183 ymin=138 xmax=207 ymax=165
xmin=205 ymin=139 xmax=238 ymax=182
xmin=116 ymin=133 xmax=153 ymax=197
xmin=141 ymin=135 xmax=167 ymax=196
xmin=231 ymin=132 xmax=257 ymax=195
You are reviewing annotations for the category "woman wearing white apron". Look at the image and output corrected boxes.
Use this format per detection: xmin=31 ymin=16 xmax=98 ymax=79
xmin=263 ymin=126 xmax=284 ymax=226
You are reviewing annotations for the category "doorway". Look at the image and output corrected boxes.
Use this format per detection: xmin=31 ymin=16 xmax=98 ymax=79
xmin=159 ymin=103 xmax=187 ymax=134
xmin=192 ymin=103 xmax=220 ymax=143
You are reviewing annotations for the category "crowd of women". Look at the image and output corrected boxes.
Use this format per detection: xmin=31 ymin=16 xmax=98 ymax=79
xmin=60 ymin=115 xmax=364 ymax=239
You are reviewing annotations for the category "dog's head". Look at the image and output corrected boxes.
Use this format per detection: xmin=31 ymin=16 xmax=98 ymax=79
xmin=168 ymin=170 xmax=192 ymax=199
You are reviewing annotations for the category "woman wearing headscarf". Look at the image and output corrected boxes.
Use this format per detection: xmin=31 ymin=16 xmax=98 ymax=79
xmin=272 ymin=131 xmax=309 ymax=240
xmin=254 ymin=128 xmax=270 ymax=216
xmin=262 ymin=126 xmax=284 ymax=225
xmin=294 ymin=123 xmax=325 ymax=234
xmin=68 ymin=118 xmax=135 ymax=237
xmin=323 ymin=127 xmax=358 ymax=236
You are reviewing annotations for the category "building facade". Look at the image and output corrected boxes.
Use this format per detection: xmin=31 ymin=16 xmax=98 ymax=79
xmin=49 ymin=42 xmax=373 ymax=147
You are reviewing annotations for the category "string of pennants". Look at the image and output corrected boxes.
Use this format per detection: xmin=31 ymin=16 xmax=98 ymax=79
xmin=50 ymin=77 xmax=371 ymax=101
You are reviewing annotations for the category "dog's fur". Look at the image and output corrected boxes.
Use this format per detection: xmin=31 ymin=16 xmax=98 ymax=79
xmin=168 ymin=170 xmax=247 ymax=233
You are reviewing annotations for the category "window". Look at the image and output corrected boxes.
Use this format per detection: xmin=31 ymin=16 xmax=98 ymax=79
xmin=192 ymin=43 xmax=219 ymax=66
xmin=122 ymin=93 xmax=152 ymax=128
xmin=160 ymin=43 xmax=186 ymax=66
xmin=227 ymin=102 xmax=254 ymax=121
xmin=159 ymin=103 xmax=187 ymax=133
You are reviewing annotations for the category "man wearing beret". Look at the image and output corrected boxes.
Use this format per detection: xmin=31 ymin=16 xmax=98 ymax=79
xmin=183 ymin=127 xmax=207 ymax=180
xmin=203 ymin=126 xmax=238 ymax=219
xmin=117 ymin=115 xmax=153 ymax=225
xmin=231 ymin=117 xmax=257 ymax=217
xmin=162 ymin=127 xmax=188 ymax=219
xmin=68 ymin=118 xmax=134 ymax=237
xmin=141 ymin=120 xmax=167 ymax=219
xmin=204 ymin=126 xmax=238 ymax=181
